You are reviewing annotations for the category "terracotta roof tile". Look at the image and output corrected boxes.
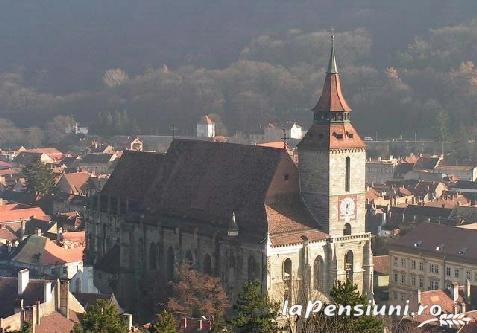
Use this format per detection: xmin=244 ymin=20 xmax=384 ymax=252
xmin=313 ymin=73 xmax=351 ymax=113
xmin=267 ymin=197 xmax=328 ymax=246
xmin=14 ymin=235 xmax=84 ymax=265
xmin=35 ymin=311 xmax=77 ymax=333
xmin=0 ymin=202 xmax=48 ymax=223
xmin=298 ymin=123 xmax=365 ymax=150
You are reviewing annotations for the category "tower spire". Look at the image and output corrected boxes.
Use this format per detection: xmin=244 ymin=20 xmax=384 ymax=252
xmin=327 ymin=32 xmax=338 ymax=74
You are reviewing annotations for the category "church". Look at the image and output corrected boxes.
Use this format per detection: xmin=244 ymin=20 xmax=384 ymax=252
xmin=85 ymin=35 xmax=373 ymax=312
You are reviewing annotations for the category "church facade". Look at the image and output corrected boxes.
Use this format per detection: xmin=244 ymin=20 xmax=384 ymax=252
xmin=85 ymin=36 xmax=373 ymax=313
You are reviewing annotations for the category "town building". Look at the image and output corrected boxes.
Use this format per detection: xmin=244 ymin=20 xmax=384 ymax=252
xmin=388 ymin=223 xmax=477 ymax=304
xmin=196 ymin=115 xmax=215 ymax=138
xmin=86 ymin=35 xmax=373 ymax=313
xmin=0 ymin=269 xmax=85 ymax=332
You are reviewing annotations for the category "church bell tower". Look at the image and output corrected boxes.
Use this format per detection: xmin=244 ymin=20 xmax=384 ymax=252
xmin=298 ymin=34 xmax=366 ymax=237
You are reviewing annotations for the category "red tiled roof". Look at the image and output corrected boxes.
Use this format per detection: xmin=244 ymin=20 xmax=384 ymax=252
xmin=267 ymin=198 xmax=328 ymax=246
xmin=258 ymin=141 xmax=286 ymax=149
xmin=313 ymin=73 xmax=351 ymax=113
xmin=62 ymin=231 xmax=85 ymax=246
xmin=0 ymin=228 xmax=17 ymax=242
xmin=0 ymin=202 xmax=48 ymax=223
xmin=14 ymin=235 xmax=84 ymax=265
xmin=298 ymin=123 xmax=365 ymax=150
xmin=35 ymin=311 xmax=78 ymax=333
xmin=62 ymin=172 xmax=90 ymax=194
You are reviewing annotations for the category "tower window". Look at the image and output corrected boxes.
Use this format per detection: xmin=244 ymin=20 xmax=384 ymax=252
xmin=345 ymin=157 xmax=350 ymax=192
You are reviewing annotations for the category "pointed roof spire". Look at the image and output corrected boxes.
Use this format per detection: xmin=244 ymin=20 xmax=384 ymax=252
xmin=327 ymin=32 xmax=338 ymax=74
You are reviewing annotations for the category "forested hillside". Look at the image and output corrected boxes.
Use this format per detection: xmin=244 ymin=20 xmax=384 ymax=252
xmin=1 ymin=0 xmax=477 ymax=155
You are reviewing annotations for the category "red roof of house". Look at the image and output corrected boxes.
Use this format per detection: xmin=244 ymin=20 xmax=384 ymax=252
xmin=61 ymin=231 xmax=85 ymax=246
xmin=14 ymin=235 xmax=84 ymax=265
xmin=35 ymin=311 xmax=78 ymax=333
xmin=0 ymin=202 xmax=48 ymax=223
xmin=258 ymin=141 xmax=286 ymax=149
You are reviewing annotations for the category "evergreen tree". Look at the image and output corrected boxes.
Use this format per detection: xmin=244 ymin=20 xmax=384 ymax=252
xmin=230 ymin=281 xmax=279 ymax=333
xmin=73 ymin=299 xmax=128 ymax=333
xmin=328 ymin=280 xmax=383 ymax=333
xmin=149 ymin=310 xmax=176 ymax=333
xmin=23 ymin=160 xmax=55 ymax=196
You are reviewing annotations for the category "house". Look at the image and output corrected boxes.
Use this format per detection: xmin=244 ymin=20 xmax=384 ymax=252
xmin=13 ymin=152 xmax=54 ymax=166
xmin=53 ymin=172 xmax=90 ymax=214
xmin=388 ymin=223 xmax=477 ymax=304
xmin=197 ymin=115 xmax=215 ymax=138
xmin=75 ymin=154 xmax=117 ymax=174
xmin=20 ymin=148 xmax=63 ymax=162
xmin=12 ymin=233 xmax=84 ymax=279
xmin=373 ymin=255 xmax=389 ymax=302
xmin=435 ymin=165 xmax=477 ymax=181
xmin=366 ymin=157 xmax=399 ymax=185
xmin=0 ymin=269 xmax=85 ymax=332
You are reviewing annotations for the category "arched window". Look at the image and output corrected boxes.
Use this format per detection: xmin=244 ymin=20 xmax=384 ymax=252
xmin=203 ymin=254 xmax=212 ymax=275
xmin=149 ymin=243 xmax=157 ymax=270
xmin=185 ymin=250 xmax=193 ymax=266
xmin=343 ymin=223 xmax=352 ymax=236
xmin=345 ymin=157 xmax=351 ymax=192
xmin=228 ymin=253 xmax=236 ymax=284
xmin=345 ymin=251 xmax=354 ymax=283
xmin=283 ymin=258 xmax=292 ymax=281
xmin=166 ymin=247 xmax=175 ymax=281
xmin=248 ymin=255 xmax=258 ymax=281
xmin=314 ymin=256 xmax=323 ymax=290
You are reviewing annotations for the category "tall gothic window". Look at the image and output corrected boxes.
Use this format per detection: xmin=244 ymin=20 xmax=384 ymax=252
xmin=203 ymin=254 xmax=212 ymax=275
xmin=314 ymin=256 xmax=323 ymax=290
xmin=345 ymin=251 xmax=354 ymax=283
xmin=149 ymin=243 xmax=157 ymax=270
xmin=345 ymin=157 xmax=351 ymax=192
xmin=166 ymin=247 xmax=175 ymax=281
xmin=248 ymin=255 xmax=258 ymax=281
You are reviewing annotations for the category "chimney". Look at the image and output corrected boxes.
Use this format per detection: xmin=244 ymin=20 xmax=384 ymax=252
xmin=123 ymin=313 xmax=133 ymax=331
xmin=59 ymin=280 xmax=70 ymax=319
xmin=466 ymin=279 xmax=471 ymax=302
xmin=417 ymin=289 xmax=422 ymax=304
xmin=44 ymin=281 xmax=52 ymax=303
xmin=36 ymin=300 xmax=41 ymax=326
xmin=453 ymin=282 xmax=459 ymax=303
xmin=56 ymin=227 xmax=63 ymax=242
xmin=18 ymin=269 xmax=29 ymax=295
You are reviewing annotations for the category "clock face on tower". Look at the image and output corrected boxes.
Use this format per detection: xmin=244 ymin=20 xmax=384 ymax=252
xmin=339 ymin=196 xmax=356 ymax=221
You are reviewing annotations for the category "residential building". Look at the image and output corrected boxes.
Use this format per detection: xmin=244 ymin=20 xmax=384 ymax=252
xmin=388 ymin=223 xmax=477 ymax=304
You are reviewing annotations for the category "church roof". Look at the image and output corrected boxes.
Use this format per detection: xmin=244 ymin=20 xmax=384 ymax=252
xmin=102 ymin=150 xmax=165 ymax=202
xmin=100 ymin=139 xmax=329 ymax=245
xmin=298 ymin=123 xmax=365 ymax=150
xmin=312 ymin=34 xmax=351 ymax=113
xmin=145 ymin=139 xmax=290 ymax=237
xmin=266 ymin=197 xmax=328 ymax=246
